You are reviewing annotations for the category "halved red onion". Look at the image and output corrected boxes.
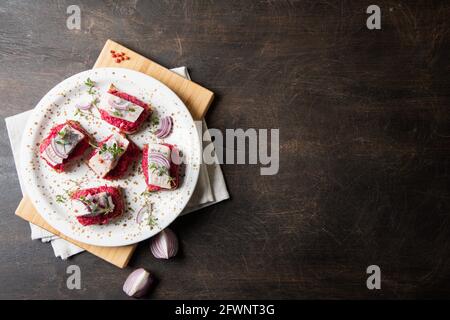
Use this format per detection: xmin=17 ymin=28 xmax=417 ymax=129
xmin=108 ymin=96 xmax=129 ymax=110
xmin=155 ymin=116 xmax=173 ymax=138
xmin=123 ymin=268 xmax=154 ymax=298
xmin=50 ymin=139 xmax=68 ymax=159
xmin=150 ymin=228 xmax=179 ymax=259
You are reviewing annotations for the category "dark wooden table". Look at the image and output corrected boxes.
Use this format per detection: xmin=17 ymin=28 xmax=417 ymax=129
xmin=1 ymin=0 xmax=449 ymax=299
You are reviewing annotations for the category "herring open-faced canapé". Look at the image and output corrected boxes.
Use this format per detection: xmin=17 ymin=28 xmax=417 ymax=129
xmin=98 ymin=84 xmax=152 ymax=134
xmin=87 ymin=132 xmax=140 ymax=180
xmin=142 ymin=143 xmax=181 ymax=192
xmin=39 ymin=120 xmax=91 ymax=172
xmin=70 ymin=186 xmax=124 ymax=226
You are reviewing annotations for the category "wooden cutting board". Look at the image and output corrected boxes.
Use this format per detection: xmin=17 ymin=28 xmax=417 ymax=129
xmin=14 ymin=39 xmax=214 ymax=268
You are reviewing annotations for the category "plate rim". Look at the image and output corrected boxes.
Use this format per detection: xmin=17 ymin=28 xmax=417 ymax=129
xmin=19 ymin=67 xmax=201 ymax=246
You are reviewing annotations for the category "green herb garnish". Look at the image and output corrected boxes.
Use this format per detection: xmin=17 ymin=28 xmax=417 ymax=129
xmin=55 ymin=194 xmax=66 ymax=203
xmin=150 ymin=115 xmax=159 ymax=126
xmin=140 ymin=190 xmax=152 ymax=197
xmin=84 ymin=78 xmax=95 ymax=87
xmin=139 ymin=191 xmax=159 ymax=229
xmin=112 ymin=110 xmax=122 ymax=117
xmin=78 ymin=195 xmax=91 ymax=205
xmin=79 ymin=194 xmax=113 ymax=215
xmin=58 ymin=130 xmax=66 ymax=137
xmin=55 ymin=129 xmax=72 ymax=148
xmin=147 ymin=215 xmax=158 ymax=228
xmin=99 ymin=142 xmax=124 ymax=159
xmin=84 ymin=78 xmax=96 ymax=95
xmin=91 ymin=97 xmax=99 ymax=107
xmin=148 ymin=163 xmax=170 ymax=177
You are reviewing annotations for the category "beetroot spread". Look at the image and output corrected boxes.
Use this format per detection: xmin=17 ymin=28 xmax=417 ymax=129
xmin=98 ymin=84 xmax=152 ymax=134
xmin=87 ymin=134 xmax=140 ymax=180
xmin=142 ymin=143 xmax=180 ymax=192
xmin=71 ymin=186 xmax=124 ymax=226
xmin=39 ymin=120 xmax=91 ymax=172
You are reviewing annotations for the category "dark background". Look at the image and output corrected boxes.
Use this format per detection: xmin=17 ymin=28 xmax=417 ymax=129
xmin=1 ymin=0 xmax=449 ymax=299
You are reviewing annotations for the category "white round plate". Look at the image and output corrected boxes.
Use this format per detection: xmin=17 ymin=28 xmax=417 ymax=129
xmin=19 ymin=68 xmax=201 ymax=246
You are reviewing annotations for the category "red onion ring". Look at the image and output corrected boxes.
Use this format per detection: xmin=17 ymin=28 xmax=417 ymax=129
xmin=44 ymin=146 xmax=60 ymax=165
xmin=108 ymin=96 xmax=129 ymax=110
xmin=149 ymin=152 xmax=170 ymax=169
xmin=136 ymin=206 xmax=149 ymax=224
xmin=50 ymin=139 xmax=68 ymax=159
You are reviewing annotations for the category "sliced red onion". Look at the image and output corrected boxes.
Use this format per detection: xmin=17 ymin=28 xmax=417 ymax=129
xmin=155 ymin=116 xmax=173 ymax=138
xmin=150 ymin=228 xmax=179 ymax=259
xmin=156 ymin=118 xmax=171 ymax=138
xmin=136 ymin=206 xmax=149 ymax=224
xmin=123 ymin=268 xmax=154 ymax=298
xmin=50 ymin=139 xmax=68 ymax=159
xmin=108 ymin=96 xmax=129 ymax=110
xmin=149 ymin=152 xmax=170 ymax=169
xmin=98 ymin=194 xmax=108 ymax=208
xmin=44 ymin=145 xmax=62 ymax=165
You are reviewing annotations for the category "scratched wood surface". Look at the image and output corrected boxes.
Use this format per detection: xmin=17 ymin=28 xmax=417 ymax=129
xmin=1 ymin=0 xmax=450 ymax=299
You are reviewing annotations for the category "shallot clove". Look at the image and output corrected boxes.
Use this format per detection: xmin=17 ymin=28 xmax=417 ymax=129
xmin=150 ymin=228 xmax=179 ymax=259
xmin=123 ymin=268 xmax=154 ymax=298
